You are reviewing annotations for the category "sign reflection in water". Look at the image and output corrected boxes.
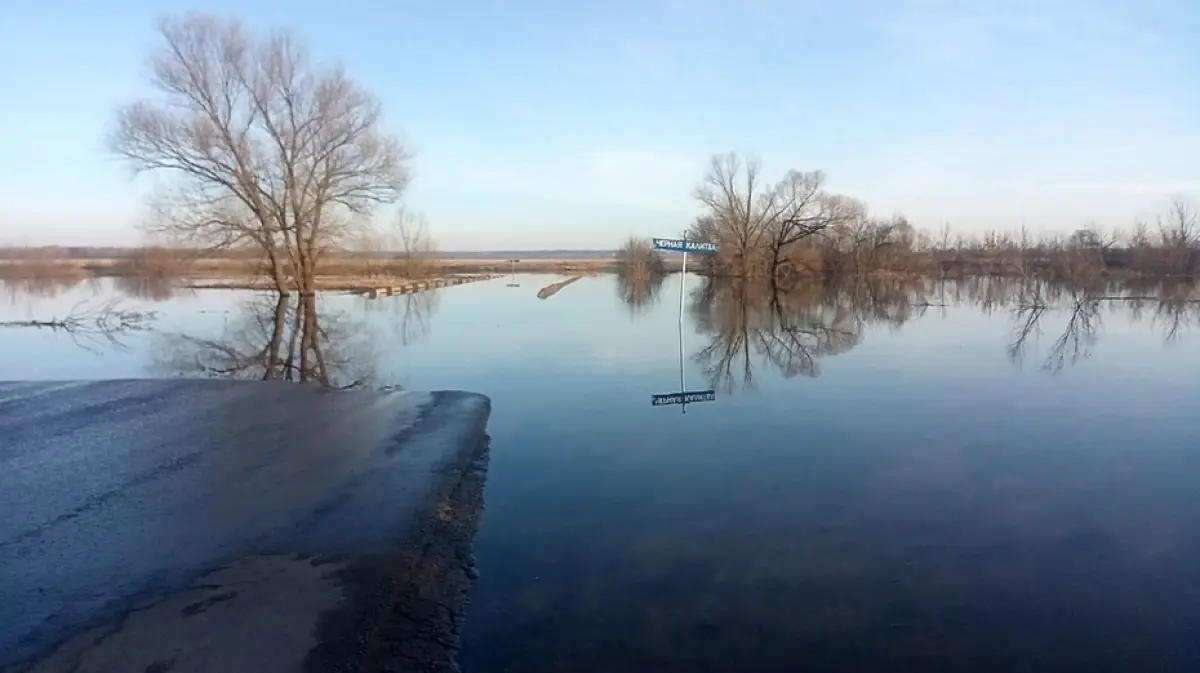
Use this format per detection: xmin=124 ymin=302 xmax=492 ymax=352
xmin=650 ymin=238 xmax=718 ymax=413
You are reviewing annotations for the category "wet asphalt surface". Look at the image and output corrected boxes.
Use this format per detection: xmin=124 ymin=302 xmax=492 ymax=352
xmin=0 ymin=380 xmax=491 ymax=669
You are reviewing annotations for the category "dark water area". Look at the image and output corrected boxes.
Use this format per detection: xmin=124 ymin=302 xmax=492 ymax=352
xmin=2 ymin=273 xmax=1200 ymax=672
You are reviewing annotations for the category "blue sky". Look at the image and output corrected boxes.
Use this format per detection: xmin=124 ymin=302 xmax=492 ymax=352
xmin=1 ymin=0 xmax=1197 ymax=250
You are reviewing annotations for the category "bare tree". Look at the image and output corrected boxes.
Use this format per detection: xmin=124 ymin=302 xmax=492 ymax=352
xmin=1159 ymin=198 xmax=1197 ymax=248
xmin=1157 ymin=197 xmax=1198 ymax=274
xmin=766 ymin=181 xmax=859 ymax=283
xmin=393 ymin=209 xmax=438 ymax=279
xmin=937 ymin=222 xmax=954 ymax=252
xmin=692 ymin=153 xmax=855 ymax=280
xmin=691 ymin=154 xmax=772 ymax=277
xmin=109 ymin=13 xmax=410 ymax=296
xmin=1131 ymin=219 xmax=1152 ymax=248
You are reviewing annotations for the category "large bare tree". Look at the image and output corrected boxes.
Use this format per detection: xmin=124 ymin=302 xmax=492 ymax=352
xmin=691 ymin=153 xmax=853 ymax=280
xmin=690 ymin=154 xmax=776 ymax=277
xmin=109 ymin=13 xmax=410 ymax=295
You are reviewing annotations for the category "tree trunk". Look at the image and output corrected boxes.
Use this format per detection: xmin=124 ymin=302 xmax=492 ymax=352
xmin=264 ymin=246 xmax=291 ymax=295
xmin=262 ymin=294 xmax=289 ymax=379
xmin=303 ymin=296 xmax=330 ymax=386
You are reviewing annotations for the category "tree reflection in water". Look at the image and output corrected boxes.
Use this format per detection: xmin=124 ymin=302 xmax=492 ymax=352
xmin=113 ymin=275 xmax=184 ymax=302
xmin=361 ymin=287 xmax=440 ymax=346
xmin=688 ymin=279 xmax=925 ymax=393
xmin=615 ymin=269 xmax=666 ymax=316
xmin=1123 ymin=278 xmax=1200 ymax=342
xmin=154 ymin=294 xmax=378 ymax=388
xmin=1 ymin=276 xmax=95 ymax=302
xmin=1 ymin=275 xmax=184 ymax=303
xmin=999 ymin=277 xmax=1200 ymax=373
xmin=688 ymin=275 xmax=1199 ymax=388
xmin=1006 ymin=283 xmax=1102 ymax=373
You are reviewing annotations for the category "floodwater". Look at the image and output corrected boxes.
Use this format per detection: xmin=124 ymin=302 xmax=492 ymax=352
xmin=3 ymin=273 xmax=1200 ymax=672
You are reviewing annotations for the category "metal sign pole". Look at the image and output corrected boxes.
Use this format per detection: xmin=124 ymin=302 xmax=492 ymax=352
xmin=650 ymin=236 xmax=717 ymax=413
xmin=678 ymin=248 xmax=688 ymax=413
xmin=679 ymin=303 xmax=687 ymax=414
xmin=678 ymin=249 xmax=687 ymax=321
xmin=679 ymin=248 xmax=687 ymax=413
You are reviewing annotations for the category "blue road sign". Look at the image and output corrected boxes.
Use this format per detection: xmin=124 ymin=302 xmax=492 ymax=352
xmin=651 ymin=390 xmax=717 ymax=406
xmin=652 ymin=238 xmax=717 ymax=254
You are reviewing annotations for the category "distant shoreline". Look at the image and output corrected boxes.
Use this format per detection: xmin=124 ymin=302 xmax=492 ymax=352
xmin=2 ymin=250 xmax=1196 ymax=289
xmin=0 ymin=247 xmax=621 ymax=262
xmin=0 ymin=256 xmax=649 ymax=294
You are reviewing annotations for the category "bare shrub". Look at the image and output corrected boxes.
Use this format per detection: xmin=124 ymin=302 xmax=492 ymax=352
xmin=616 ymin=236 xmax=664 ymax=280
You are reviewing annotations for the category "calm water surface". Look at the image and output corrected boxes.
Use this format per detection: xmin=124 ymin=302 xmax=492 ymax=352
xmin=2 ymin=274 xmax=1199 ymax=672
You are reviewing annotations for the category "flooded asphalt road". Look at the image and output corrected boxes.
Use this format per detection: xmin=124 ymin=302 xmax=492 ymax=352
xmin=0 ymin=380 xmax=491 ymax=671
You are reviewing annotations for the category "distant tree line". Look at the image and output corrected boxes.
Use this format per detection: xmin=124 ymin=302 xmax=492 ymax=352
xmin=924 ymin=198 xmax=1199 ymax=281
xmin=685 ymin=152 xmax=1200 ymax=284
